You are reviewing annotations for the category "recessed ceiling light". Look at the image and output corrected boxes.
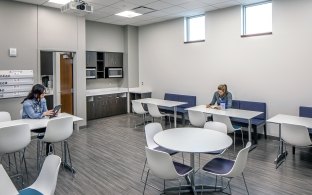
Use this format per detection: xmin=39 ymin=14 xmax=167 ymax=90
xmin=115 ymin=11 xmax=142 ymax=18
xmin=49 ymin=0 xmax=71 ymax=5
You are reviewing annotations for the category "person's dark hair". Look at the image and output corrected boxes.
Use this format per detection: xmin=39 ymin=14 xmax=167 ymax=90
xmin=22 ymin=84 xmax=46 ymax=103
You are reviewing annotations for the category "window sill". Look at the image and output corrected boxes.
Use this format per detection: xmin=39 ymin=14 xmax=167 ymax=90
xmin=184 ymin=40 xmax=205 ymax=44
xmin=241 ymin=32 xmax=272 ymax=38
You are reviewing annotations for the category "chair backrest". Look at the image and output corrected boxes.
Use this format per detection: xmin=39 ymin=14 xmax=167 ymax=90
xmin=226 ymin=142 xmax=251 ymax=178
xmin=147 ymin=103 xmax=162 ymax=117
xmin=204 ymin=121 xmax=227 ymax=134
xmin=132 ymin=100 xmax=146 ymax=115
xmin=145 ymin=147 xmax=179 ymax=180
xmin=239 ymin=101 xmax=266 ymax=120
xmin=164 ymin=93 xmax=196 ymax=108
xmin=188 ymin=110 xmax=206 ymax=127
xmin=0 ymin=111 xmax=11 ymax=122
xmin=20 ymin=109 xmax=23 ymax=119
xmin=299 ymin=106 xmax=312 ymax=118
xmin=213 ymin=114 xmax=235 ymax=133
xmin=232 ymin=100 xmax=240 ymax=109
xmin=281 ymin=123 xmax=312 ymax=147
xmin=145 ymin=123 xmax=163 ymax=149
xmin=29 ymin=155 xmax=61 ymax=195
xmin=43 ymin=117 xmax=73 ymax=143
xmin=0 ymin=124 xmax=31 ymax=154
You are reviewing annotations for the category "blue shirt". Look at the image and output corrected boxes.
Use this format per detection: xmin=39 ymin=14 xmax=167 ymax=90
xmin=210 ymin=91 xmax=233 ymax=108
xmin=22 ymin=98 xmax=48 ymax=119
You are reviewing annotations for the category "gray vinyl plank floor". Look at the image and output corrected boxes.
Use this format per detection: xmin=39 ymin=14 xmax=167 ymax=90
xmin=5 ymin=114 xmax=312 ymax=195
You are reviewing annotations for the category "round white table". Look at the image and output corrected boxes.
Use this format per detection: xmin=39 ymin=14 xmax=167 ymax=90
xmin=154 ymin=127 xmax=233 ymax=194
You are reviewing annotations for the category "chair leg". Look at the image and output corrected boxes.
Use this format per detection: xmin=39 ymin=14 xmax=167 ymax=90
xmin=215 ymin=175 xmax=218 ymax=191
xmin=164 ymin=179 xmax=166 ymax=191
xmin=178 ymin=179 xmax=181 ymax=195
xmin=142 ymin=169 xmax=150 ymax=195
xmin=140 ymin=158 xmax=147 ymax=182
xmin=233 ymin=132 xmax=236 ymax=154
xmin=182 ymin=152 xmax=184 ymax=164
xmin=292 ymin=146 xmax=296 ymax=155
xmin=264 ymin=124 xmax=267 ymax=139
xmin=65 ymin=140 xmax=75 ymax=177
xmin=241 ymin=129 xmax=245 ymax=147
xmin=242 ymin=172 xmax=249 ymax=195
xmin=22 ymin=148 xmax=29 ymax=184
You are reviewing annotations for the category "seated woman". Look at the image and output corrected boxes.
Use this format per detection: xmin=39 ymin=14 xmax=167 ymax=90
xmin=207 ymin=84 xmax=232 ymax=109
xmin=22 ymin=84 xmax=54 ymax=119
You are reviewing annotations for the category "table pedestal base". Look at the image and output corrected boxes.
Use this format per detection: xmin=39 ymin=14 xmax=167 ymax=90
xmin=275 ymin=151 xmax=288 ymax=169
xmin=163 ymin=185 xmax=226 ymax=195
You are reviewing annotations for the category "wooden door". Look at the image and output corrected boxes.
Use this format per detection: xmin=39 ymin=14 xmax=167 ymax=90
xmin=60 ymin=54 xmax=73 ymax=114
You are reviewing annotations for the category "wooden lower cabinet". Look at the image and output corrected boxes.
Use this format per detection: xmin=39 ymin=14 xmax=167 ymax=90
xmin=87 ymin=93 xmax=127 ymax=120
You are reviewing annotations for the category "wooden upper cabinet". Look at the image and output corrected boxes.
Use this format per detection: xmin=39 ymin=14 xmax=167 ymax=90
xmin=105 ymin=52 xmax=123 ymax=67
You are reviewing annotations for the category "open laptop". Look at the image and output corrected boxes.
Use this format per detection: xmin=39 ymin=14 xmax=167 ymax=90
xmin=49 ymin=105 xmax=61 ymax=119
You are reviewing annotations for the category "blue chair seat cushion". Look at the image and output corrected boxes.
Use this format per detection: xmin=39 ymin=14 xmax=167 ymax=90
xmin=173 ymin=161 xmax=192 ymax=175
xmin=159 ymin=106 xmax=187 ymax=114
xmin=154 ymin=146 xmax=178 ymax=156
xmin=204 ymin=149 xmax=225 ymax=155
xmin=203 ymin=157 xmax=234 ymax=175
xmin=19 ymin=188 xmax=43 ymax=195
xmin=231 ymin=118 xmax=266 ymax=127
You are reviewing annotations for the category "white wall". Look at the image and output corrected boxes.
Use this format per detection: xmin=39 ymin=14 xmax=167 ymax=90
xmin=0 ymin=1 xmax=86 ymax=125
xmin=86 ymin=21 xmax=125 ymax=89
xmin=139 ymin=0 xmax=312 ymax=136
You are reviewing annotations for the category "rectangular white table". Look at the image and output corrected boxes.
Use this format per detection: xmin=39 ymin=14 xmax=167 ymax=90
xmin=0 ymin=164 xmax=18 ymax=195
xmin=267 ymin=114 xmax=312 ymax=168
xmin=0 ymin=113 xmax=83 ymax=130
xmin=133 ymin=98 xmax=187 ymax=128
xmin=186 ymin=105 xmax=263 ymax=150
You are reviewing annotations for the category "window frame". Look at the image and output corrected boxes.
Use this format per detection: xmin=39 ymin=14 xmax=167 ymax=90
xmin=184 ymin=14 xmax=205 ymax=43
xmin=241 ymin=1 xmax=272 ymax=38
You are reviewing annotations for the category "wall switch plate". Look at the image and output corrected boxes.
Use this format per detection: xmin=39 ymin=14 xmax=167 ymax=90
xmin=9 ymin=48 xmax=17 ymax=57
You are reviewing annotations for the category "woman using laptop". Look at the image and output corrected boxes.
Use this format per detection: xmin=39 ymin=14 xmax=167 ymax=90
xmin=207 ymin=84 xmax=233 ymax=109
xmin=21 ymin=84 xmax=54 ymax=119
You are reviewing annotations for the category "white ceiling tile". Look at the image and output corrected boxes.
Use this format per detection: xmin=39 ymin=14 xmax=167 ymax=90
xmin=86 ymin=12 xmax=113 ymax=20
xmin=14 ymin=0 xmax=47 ymax=5
xmin=212 ymin=1 xmax=241 ymax=9
xmin=124 ymin=0 xmax=158 ymax=6
xmin=179 ymin=1 xmax=208 ymax=10
xmin=160 ymin=0 xmax=193 ymax=6
xmin=144 ymin=10 xmax=169 ymax=17
xmin=237 ymin=0 xmax=268 ymax=5
xmin=96 ymin=15 xmax=121 ymax=23
xmin=85 ymin=2 xmax=106 ymax=11
xmin=198 ymin=0 xmax=229 ymax=5
xmin=84 ymin=0 xmax=120 ymax=6
xmin=161 ymin=6 xmax=186 ymax=14
xmin=109 ymin=0 xmax=139 ymax=11
xmin=96 ymin=6 xmax=121 ymax=15
xmin=145 ymin=1 xmax=173 ymax=10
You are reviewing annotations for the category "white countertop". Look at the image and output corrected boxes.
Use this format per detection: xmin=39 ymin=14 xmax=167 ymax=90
xmin=86 ymin=88 xmax=128 ymax=97
xmin=129 ymin=87 xmax=152 ymax=94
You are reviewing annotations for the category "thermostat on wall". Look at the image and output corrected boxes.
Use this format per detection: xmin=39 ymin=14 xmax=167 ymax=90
xmin=9 ymin=48 xmax=17 ymax=57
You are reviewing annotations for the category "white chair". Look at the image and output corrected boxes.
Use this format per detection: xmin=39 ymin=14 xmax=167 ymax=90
xmin=141 ymin=123 xmax=181 ymax=186
xmin=197 ymin=122 xmax=228 ymax=168
xmin=201 ymin=142 xmax=251 ymax=195
xmin=213 ymin=114 xmax=244 ymax=153
xmin=38 ymin=117 xmax=74 ymax=176
xmin=188 ymin=110 xmax=207 ymax=127
xmin=132 ymin=100 xmax=148 ymax=128
xmin=0 ymin=124 xmax=31 ymax=184
xmin=146 ymin=103 xmax=171 ymax=128
xmin=19 ymin=155 xmax=61 ymax=195
xmin=0 ymin=111 xmax=11 ymax=122
xmin=281 ymin=123 xmax=312 ymax=154
xmin=143 ymin=147 xmax=193 ymax=195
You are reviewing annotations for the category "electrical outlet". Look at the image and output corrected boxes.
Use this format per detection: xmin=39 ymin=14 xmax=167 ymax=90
xmin=141 ymin=82 xmax=144 ymax=86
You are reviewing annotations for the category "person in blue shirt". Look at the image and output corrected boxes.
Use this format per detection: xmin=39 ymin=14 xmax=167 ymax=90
xmin=22 ymin=84 xmax=54 ymax=119
xmin=207 ymin=84 xmax=232 ymax=109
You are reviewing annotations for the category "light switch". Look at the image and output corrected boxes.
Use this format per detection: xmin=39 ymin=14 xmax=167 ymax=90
xmin=9 ymin=48 xmax=17 ymax=57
